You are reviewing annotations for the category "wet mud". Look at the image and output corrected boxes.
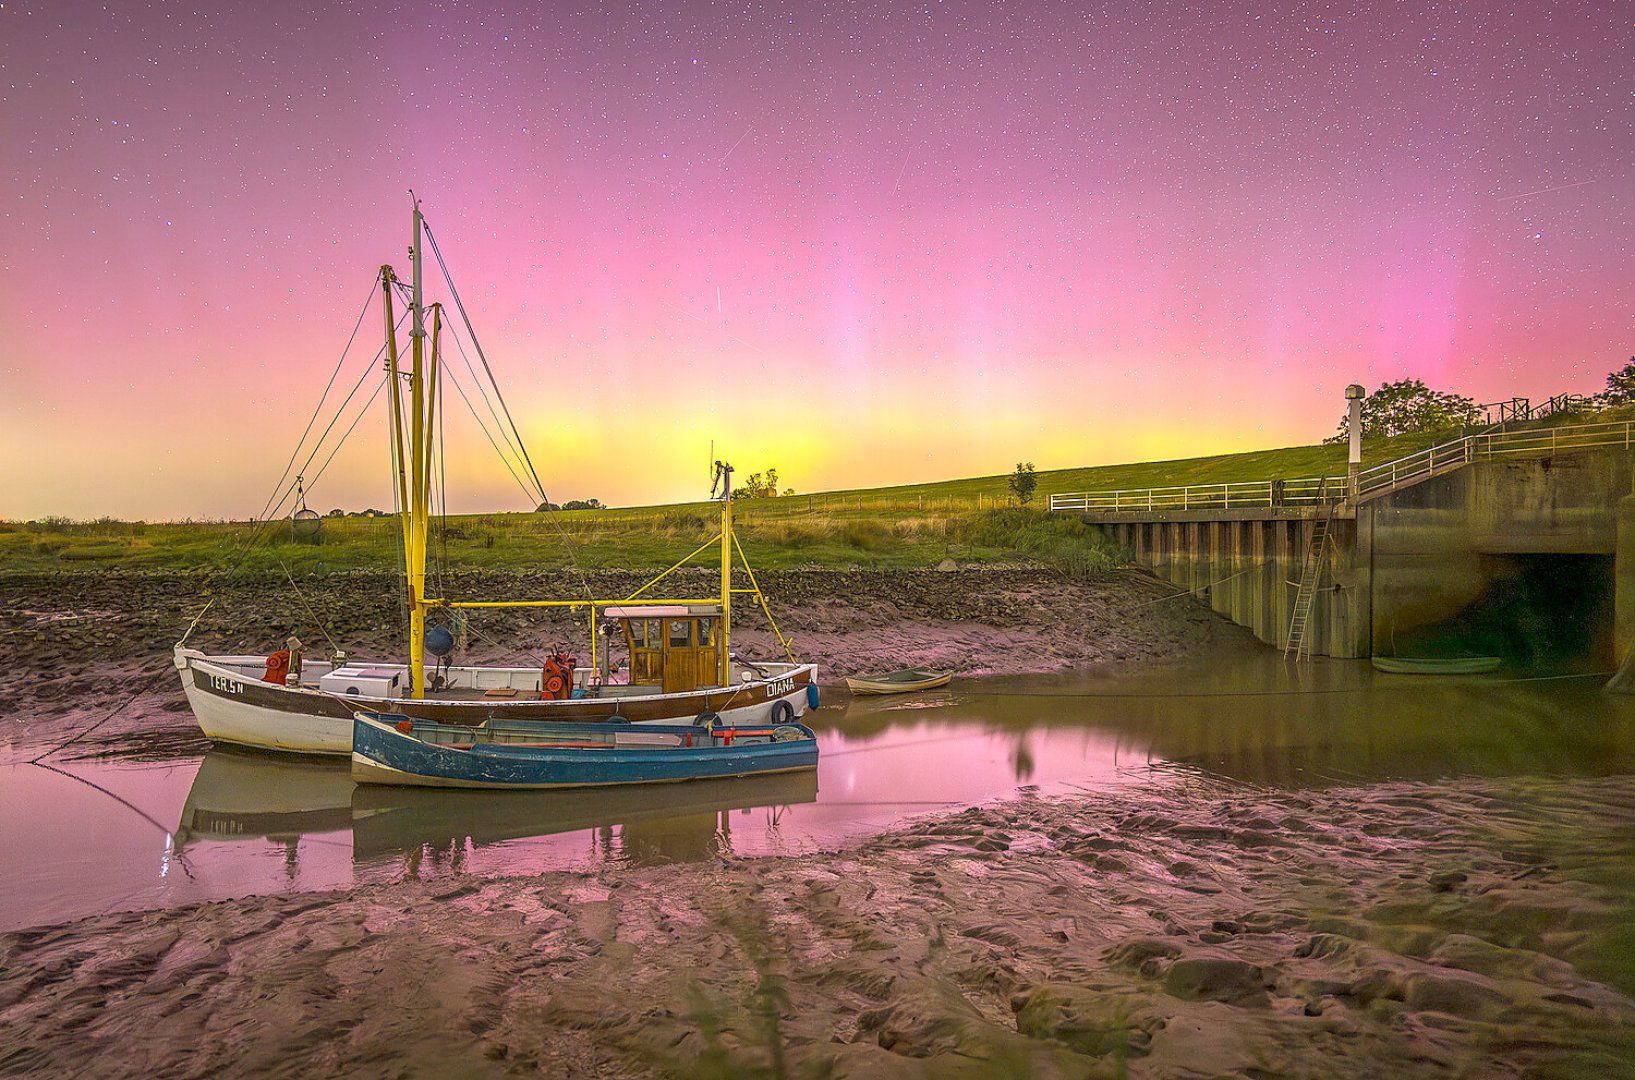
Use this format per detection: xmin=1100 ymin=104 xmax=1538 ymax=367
xmin=2 ymin=775 xmax=1632 ymax=1078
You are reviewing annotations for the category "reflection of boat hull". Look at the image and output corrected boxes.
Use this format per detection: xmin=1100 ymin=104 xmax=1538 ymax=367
xmin=1371 ymin=656 xmax=1501 ymax=675
xmin=174 ymin=749 xmax=355 ymax=849
xmin=352 ymin=769 xmax=818 ymax=861
xmin=176 ymin=647 xmax=817 ymax=756
xmin=845 ymin=669 xmax=952 ymax=695
xmin=351 ymin=713 xmax=820 ymax=790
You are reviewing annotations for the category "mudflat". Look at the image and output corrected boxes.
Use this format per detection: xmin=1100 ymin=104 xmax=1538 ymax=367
xmin=3 ymin=569 xmax=1633 ymax=1077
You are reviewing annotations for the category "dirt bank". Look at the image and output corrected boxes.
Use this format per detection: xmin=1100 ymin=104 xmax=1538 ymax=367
xmin=2 ymin=774 xmax=1632 ymax=1078
xmin=0 ymin=567 xmax=1255 ymax=751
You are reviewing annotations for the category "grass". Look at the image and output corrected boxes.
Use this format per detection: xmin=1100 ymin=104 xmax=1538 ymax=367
xmin=0 ymin=428 xmax=1469 ymax=575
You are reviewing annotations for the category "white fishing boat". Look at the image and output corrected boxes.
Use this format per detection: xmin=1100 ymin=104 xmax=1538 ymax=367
xmin=176 ymin=201 xmax=817 ymax=754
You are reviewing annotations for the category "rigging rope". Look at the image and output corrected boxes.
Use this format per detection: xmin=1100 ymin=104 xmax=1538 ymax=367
xmin=445 ymin=326 xmax=540 ymax=501
xmin=422 ymin=220 xmax=549 ymax=502
xmin=250 ymin=272 xmax=379 ymax=529
xmin=442 ymin=364 xmax=540 ymax=505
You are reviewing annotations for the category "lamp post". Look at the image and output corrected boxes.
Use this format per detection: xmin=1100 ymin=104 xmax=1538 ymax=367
xmin=1345 ymin=384 xmax=1366 ymax=500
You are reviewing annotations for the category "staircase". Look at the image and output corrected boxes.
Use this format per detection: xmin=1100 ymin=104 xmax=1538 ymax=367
xmin=1284 ymin=509 xmax=1333 ymax=661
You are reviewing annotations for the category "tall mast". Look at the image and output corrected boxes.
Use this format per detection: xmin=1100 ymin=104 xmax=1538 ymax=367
xmin=718 ymin=461 xmax=733 ymax=686
xmin=406 ymin=198 xmax=429 ymax=699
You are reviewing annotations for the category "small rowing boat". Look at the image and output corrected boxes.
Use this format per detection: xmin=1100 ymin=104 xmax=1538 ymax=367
xmin=844 ymin=668 xmax=953 ymax=695
xmin=351 ymin=712 xmax=819 ymax=790
xmin=1371 ymin=656 xmax=1501 ymax=675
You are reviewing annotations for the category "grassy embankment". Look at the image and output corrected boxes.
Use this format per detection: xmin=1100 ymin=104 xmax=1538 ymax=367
xmin=0 ymin=432 xmax=1444 ymax=577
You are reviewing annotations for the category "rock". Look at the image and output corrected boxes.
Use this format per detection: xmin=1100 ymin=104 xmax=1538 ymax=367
xmin=1104 ymin=937 xmax=1184 ymax=978
xmin=1011 ymin=983 xmax=1162 ymax=1058
xmin=1162 ymin=957 xmax=1268 ymax=1007
xmin=1400 ymin=971 xmax=1510 ymax=1020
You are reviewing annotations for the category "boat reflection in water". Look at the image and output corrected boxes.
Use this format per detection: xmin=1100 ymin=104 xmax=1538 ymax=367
xmin=175 ymin=749 xmax=818 ymax=870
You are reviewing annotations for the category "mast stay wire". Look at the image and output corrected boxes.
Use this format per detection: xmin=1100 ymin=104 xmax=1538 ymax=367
xmin=444 ymin=324 xmax=542 ymax=502
xmin=442 ymin=364 xmax=541 ymax=505
xmin=250 ymin=271 xmax=380 ymax=530
xmin=421 ymin=219 xmax=549 ymax=502
xmin=225 ymin=304 xmax=412 ymax=566
xmin=420 ymin=220 xmax=602 ymax=627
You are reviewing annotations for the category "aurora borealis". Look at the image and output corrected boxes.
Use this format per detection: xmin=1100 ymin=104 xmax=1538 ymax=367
xmin=2 ymin=0 xmax=1629 ymax=519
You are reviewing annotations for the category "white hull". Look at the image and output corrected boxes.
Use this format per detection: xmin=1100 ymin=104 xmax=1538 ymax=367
xmin=175 ymin=647 xmax=818 ymax=756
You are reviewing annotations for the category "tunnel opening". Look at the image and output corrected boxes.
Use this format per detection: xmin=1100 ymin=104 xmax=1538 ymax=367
xmin=1386 ymin=553 xmax=1614 ymax=669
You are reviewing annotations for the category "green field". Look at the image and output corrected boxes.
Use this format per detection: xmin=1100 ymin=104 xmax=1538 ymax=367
xmin=0 ymin=431 xmax=1447 ymax=576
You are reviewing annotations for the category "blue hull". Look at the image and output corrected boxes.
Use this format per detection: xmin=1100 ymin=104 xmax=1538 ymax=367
xmin=351 ymin=713 xmax=819 ymax=789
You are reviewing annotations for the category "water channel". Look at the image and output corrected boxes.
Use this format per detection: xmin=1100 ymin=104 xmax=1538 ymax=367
xmin=5 ymin=654 xmax=1633 ymax=934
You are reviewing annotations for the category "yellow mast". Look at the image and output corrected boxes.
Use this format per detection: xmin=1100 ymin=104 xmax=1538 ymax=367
xmin=718 ymin=461 xmax=732 ymax=686
xmin=406 ymin=200 xmax=430 ymax=699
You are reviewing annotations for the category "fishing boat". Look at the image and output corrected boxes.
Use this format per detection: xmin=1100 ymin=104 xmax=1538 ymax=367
xmin=844 ymin=668 xmax=953 ymax=695
xmin=350 ymin=712 xmax=819 ymax=790
xmin=1370 ymin=656 xmax=1502 ymax=675
xmin=173 ymin=748 xmax=817 ymax=861
xmin=175 ymin=201 xmax=817 ymax=754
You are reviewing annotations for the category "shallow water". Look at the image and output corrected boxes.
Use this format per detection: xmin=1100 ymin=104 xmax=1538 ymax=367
xmin=4 ymin=654 xmax=1633 ymax=932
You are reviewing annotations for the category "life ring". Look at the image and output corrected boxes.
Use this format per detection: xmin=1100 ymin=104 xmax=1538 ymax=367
xmin=770 ymin=699 xmax=795 ymax=725
xmin=262 ymin=649 xmax=291 ymax=684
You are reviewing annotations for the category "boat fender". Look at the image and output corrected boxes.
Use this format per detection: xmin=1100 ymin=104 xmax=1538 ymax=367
xmin=263 ymin=649 xmax=291 ymax=684
xmin=770 ymin=700 xmax=795 ymax=725
xmin=694 ymin=710 xmax=719 ymax=731
xmin=606 ymin=713 xmax=627 ymax=724
xmin=806 ymin=683 xmax=820 ymax=711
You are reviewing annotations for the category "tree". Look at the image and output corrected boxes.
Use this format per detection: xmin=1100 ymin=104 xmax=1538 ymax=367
xmin=535 ymin=500 xmax=560 ymax=512
xmin=1009 ymin=461 xmax=1038 ymax=507
xmin=1325 ymin=379 xmax=1480 ymax=443
xmin=731 ymin=468 xmax=791 ymax=499
xmin=561 ymin=498 xmax=604 ymax=511
xmin=1596 ymin=357 xmax=1635 ymax=408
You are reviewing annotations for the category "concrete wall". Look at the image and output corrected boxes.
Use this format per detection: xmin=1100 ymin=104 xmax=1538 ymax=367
xmin=1094 ymin=448 xmax=1635 ymax=661
xmin=1104 ymin=515 xmax=1370 ymax=657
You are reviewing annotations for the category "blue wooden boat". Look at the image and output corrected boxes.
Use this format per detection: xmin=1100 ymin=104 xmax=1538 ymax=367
xmin=351 ymin=712 xmax=819 ymax=790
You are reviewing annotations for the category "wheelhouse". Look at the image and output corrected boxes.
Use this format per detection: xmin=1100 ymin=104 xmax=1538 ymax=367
xmin=602 ymin=604 xmax=724 ymax=694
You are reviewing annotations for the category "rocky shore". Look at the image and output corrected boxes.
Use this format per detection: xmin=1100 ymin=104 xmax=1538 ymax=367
xmin=0 ymin=566 xmax=1252 ymax=751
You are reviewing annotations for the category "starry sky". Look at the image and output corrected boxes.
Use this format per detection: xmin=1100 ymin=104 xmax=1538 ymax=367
xmin=2 ymin=0 xmax=1630 ymax=520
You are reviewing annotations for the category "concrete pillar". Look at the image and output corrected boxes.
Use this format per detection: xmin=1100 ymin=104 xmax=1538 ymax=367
xmin=1252 ymin=521 xmax=1271 ymax=643
xmin=1617 ymin=495 xmax=1635 ymax=663
xmin=1273 ymin=521 xmax=1293 ymax=650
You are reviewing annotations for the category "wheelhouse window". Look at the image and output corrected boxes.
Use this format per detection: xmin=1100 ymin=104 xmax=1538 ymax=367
xmin=697 ymin=617 xmax=717 ymax=646
xmin=669 ymin=619 xmax=692 ymax=647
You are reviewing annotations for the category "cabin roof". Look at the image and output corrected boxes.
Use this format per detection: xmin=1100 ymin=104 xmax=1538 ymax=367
xmin=602 ymin=604 xmax=722 ymax=619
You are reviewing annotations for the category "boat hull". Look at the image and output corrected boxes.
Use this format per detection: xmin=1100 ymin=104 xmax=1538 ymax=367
xmin=1371 ymin=656 xmax=1502 ymax=675
xmin=176 ymin=647 xmax=819 ymax=755
xmin=350 ymin=713 xmax=819 ymax=790
xmin=844 ymin=669 xmax=952 ymax=695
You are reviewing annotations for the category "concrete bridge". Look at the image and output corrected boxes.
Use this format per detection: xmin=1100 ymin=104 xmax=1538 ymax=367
xmin=1050 ymin=422 xmax=1635 ymax=664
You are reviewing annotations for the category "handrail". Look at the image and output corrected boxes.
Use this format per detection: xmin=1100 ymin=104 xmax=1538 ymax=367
xmin=1049 ymin=419 xmax=1635 ymax=514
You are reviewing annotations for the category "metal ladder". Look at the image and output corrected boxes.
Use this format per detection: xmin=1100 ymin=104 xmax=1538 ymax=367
xmin=1284 ymin=504 xmax=1335 ymax=661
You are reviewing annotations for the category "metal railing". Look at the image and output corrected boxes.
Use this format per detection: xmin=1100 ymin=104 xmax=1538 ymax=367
xmin=1048 ymin=475 xmax=1346 ymax=513
xmin=1050 ymin=419 xmax=1635 ymax=514
xmin=1356 ymin=419 xmax=1635 ymax=498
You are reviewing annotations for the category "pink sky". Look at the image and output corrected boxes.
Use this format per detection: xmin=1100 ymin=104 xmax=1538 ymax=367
xmin=2 ymin=0 xmax=1629 ymax=520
